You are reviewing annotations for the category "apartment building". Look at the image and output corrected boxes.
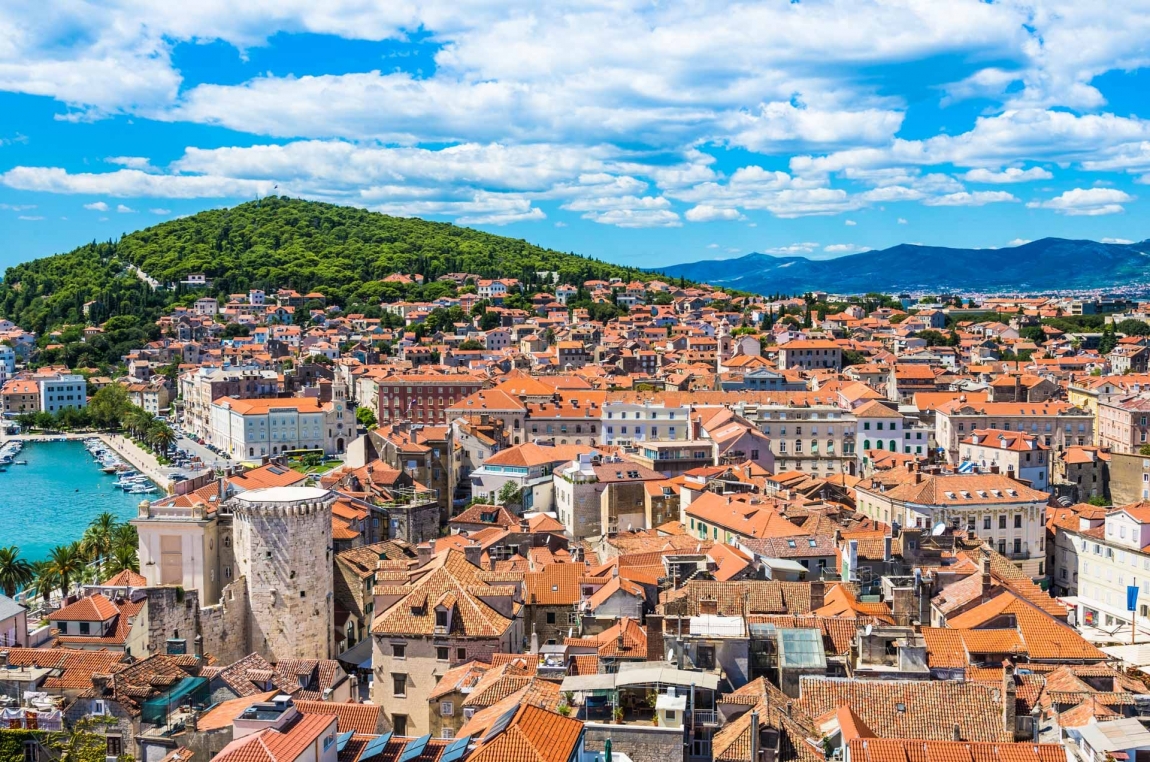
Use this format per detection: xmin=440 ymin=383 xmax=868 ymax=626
xmin=777 ymin=339 xmax=842 ymax=371
xmin=1072 ymin=502 xmax=1150 ymax=638
xmin=958 ymin=429 xmax=1050 ymax=491
xmin=934 ymin=399 xmax=1093 ymax=462
xmin=737 ymin=397 xmax=858 ymax=476
xmin=600 ymin=392 xmax=692 ymax=446
xmin=210 ymin=396 xmax=349 ymax=457
xmin=855 ymin=470 xmax=1048 ymax=579
xmin=179 ymin=365 xmax=282 ymax=440
xmin=370 ymin=550 xmax=521 ymax=736
xmin=1099 ymin=393 xmax=1150 ymax=454
xmin=38 ymin=373 xmax=87 ymax=413
xmin=376 ymin=374 xmax=484 ymax=425
xmin=0 ymin=379 xmax=39 ymax=417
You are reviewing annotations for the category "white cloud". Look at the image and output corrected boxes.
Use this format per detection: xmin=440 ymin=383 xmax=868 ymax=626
xmin=17 ymin=215 xmax=43 ymax=221
xmin=844 ymin=219 xmax=857 ymax=226
xmin=1026 ymin=187 xmax=1134 ymax=216
xmin=1101 ymin=237 xmax=1134 ymax=244
xmin=150 ymin=207 xmax=171 ymax=215
xmin=707 ymin=243 xmax=719 ymax=248
xmin=116 ymin=203 xmax=137 ymax=213
xmin=3 ymin=167 xmax=273 ymax=198
xmin=83 ymin=201 xmax=109 ymax=211
xmin=1007 ymin=238 xmax=1032 ymax=246
xmin=962 ymin=167 xmax=1053 ymax=183
xmin=0 ymin=203 xmax=36 ymax=211
xmin=897 ymin=217 xmax=908 ymax=224
xmin=107 ymin=156 xmax=157 ymax=171
xmin=766 ymin=242 xmax=819 ymax=255
xmin=923 ymin=191 xmax=1019 ymax=207
xmin=684 ymin=205 xmax=742 ymax=222
xmin=824 ymin=243 xmax=866 ymax=254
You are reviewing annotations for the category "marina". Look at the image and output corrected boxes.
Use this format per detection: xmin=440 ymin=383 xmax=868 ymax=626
xmin=0 ymin=439 xmax=156 ymax=561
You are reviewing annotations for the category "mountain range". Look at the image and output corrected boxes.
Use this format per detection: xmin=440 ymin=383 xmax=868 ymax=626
xmin=658 ymin=238 xmax=1150 ymax=295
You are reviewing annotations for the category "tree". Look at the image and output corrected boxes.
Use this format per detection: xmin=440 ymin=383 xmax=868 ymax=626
xmin=146 ymin=422 xmax=177 ymax=454
xmin=914 ymin=330 xmax=948 ymax=347
xmin=46 ymin=542 xmax=85 ymax=599
xmin=81 ymin=512 xmax=119 ymax=567
xmin=496 ymin=482 xmax=523 ymax=507
xmin=1099 ymin=324 xmax=1118 ymax=355
xmin=0 ymin=545 xmax=33 ymax=597
xmin=1116 ymin=318 xmax=1150 ymax=337
xmin=87 ymin=384 xmax=131 ymax=429
xmin=457 ymin=339 xmax=485 ymax=350
xmin=356 ymin=406 xmax=378 ymax=428
xmin=478 ymin=310 xmax=501 ymax=331
xmin=842 ymin=349 xmax=869 ymax=367
xmin=104 ymin=544 xmax=139 ymax=576
xmin=1087 ymin=495 xmax=1110 ymax=507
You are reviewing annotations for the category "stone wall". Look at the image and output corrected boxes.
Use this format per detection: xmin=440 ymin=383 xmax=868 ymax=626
xmin=200 ymin=576 xmax=251 ymax=665
xmin=583 ymin=722 xmax=686 ymax=762
xmin=138 ymin=586 xmax=202 ymax=658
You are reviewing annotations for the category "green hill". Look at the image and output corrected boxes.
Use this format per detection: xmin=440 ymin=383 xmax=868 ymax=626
xmin=0 ymin=197 xmax=663 ymax=335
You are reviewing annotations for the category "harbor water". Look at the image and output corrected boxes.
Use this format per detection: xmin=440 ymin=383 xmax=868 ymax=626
xmin=0 ymin=440 xmax=147 ymax=561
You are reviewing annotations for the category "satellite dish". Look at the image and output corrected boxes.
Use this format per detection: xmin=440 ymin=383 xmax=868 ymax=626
xmin=864 ymin=624 xmax=873 ymax=637
xmin=931 ymin=521 xmax=947 ymax=537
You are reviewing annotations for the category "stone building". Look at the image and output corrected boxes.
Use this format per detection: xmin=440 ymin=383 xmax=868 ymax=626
xmin=133 ymin=485 xmax=337 ymax=664
xmin=231 ymin=487 xmax=336 ymax=661
xmin=370 ymin=549 xmax=522 ymax=736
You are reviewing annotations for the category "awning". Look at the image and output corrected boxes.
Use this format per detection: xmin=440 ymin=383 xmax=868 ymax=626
xmin=337 ymin=637 xmax=374 ymax=670
xmin=561 ymin=664 xmax=720 ymax=693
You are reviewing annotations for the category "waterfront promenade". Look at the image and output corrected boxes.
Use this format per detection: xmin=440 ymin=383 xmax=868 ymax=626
xmin=0 ymin=430 xmax=178 ymax=493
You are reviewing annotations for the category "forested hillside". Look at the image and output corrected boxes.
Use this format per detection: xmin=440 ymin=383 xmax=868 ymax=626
xmin=0 ymin=197 xmax=663 ymax=334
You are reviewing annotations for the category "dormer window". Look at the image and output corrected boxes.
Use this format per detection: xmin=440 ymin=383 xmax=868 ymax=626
xmin=435 ymin=608 xmax=449 ymax=630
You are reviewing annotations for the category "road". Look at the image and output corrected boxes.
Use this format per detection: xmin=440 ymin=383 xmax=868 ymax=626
xmin=173 ymin=431 xmax=235 ymax=475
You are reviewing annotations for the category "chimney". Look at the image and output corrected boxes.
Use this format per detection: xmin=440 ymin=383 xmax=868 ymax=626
xmin=990 ymin=463 xmax=1000 ymax=474
xmin=981 ymin=555 xmax=992 ymax=600
xmin=749 ymin=711 xmax=760 ymax=762
xmin=463 ymin=541 xmax=483 ymax=568
xmin=1003 ymin=660 xmax=1017 ymax=738
xmin=416 ymin=542 xmax=433 ymax=568
xmin=883 ymin=536 xmax=892 ymax=563
xmin=952 ymin=724 xmax=962 ymax=742
xmin=914 ymin=470 xmax=922 ymax=485
xmin=646 ymin=616 xmax=665 ymax=662
xmin=810 ymin=579 xmax=826 ymax=610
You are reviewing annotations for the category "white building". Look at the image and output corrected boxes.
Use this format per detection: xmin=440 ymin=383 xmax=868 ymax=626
xmin=38 ymin=373 xmax=87 ymax=413
xmin=1072 ymin=502 xmax=1150 ymax=638
xmin=601 ymin=395 xmax=692 ymax=446
xmin=0 ymin=345 xmax=15 ymax=382
xmin=856 ymin=470 xmax=1049 ymax=579
xmin=958 ymin=429 xmax=1050 ymax=491
xmin=210 ymin=396 xmax=349 ymax=458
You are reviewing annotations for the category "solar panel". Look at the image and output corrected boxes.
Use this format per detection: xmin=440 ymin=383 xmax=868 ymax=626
xmin=398 ymin=734 xmax=431 ymax=762
xmin=440 ymin=736 xmax=471 ymax=762
xmin=360 ymin=731 xmax=392 ymax=760
xmin=482 ymin=704 xmax=518 ymax=743
xmin=336 ymin=731 xmax=355 ymax=753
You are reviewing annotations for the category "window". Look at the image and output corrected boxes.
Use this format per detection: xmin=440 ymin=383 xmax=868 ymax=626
xmin=546 ymin=612 xmax=555 ymax=624
xmin=392 ymin=674 xmax=407 ymax=697
xmin=999 ymin=515 xmax=1007 ymax=529
xmin=441 ymin=701 xmax=454 ymax=716
xmin=392 ymin=643 xmax=406 ymax=659
xmin=458 ymin=648 xmax=466 ymax=660
xmin=436 ymin=646 xmax=449 ymax=661
xmin=983 ymin=517 xmax=991 ymax=530
xmin=78 ymin=622 xmax=90 ymax=635
xmin=441 ymin=729 xmax=456 ymax=739
xmin=106 ymin=737 xmax=123 ymax=757
xmin=393 ymin=715 xmax=408 ymax=736
xmin=436 ymin=609 xmax=448 ymax=629
xmin=1014 ymin=514 xmax=1022 ymax=529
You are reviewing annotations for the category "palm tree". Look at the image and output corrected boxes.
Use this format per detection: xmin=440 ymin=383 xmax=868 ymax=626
xmin=46 ymin=543 xmax=85 ymax=600
xmin=104 ymin=545 xmax=139 ymax=576
xmin=110 ymin=524 xmax=138 ymax=560
xmin=0 ymin=546 xmax=33 ymax=598
xmin=29 ymin=561 xmax=58 ymax=604
xmin=147 ymin=422 xmax=177 ymax=455
xmin=124 ymin=408 xmax=152 ymax=439
xmin=81 ymin=512 xmax=118 ymax=566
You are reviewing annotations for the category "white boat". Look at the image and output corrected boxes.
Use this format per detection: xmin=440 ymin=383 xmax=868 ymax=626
xmin=127 ymin=484 xmax=157 ymax=494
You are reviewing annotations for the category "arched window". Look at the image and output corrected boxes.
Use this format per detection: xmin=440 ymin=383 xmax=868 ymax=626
xmin=863 ymin=439 xmax=871 ymax=451
xmin=889 ymin=440 xmax=897 ymax=452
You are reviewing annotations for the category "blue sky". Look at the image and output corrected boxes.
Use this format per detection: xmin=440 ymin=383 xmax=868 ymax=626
xmin=1 ymin=2 xmax=1149 ymax=271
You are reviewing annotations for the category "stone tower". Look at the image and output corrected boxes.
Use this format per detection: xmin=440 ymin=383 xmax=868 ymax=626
xmin=230 ymin=486 xmax=335 ymax=662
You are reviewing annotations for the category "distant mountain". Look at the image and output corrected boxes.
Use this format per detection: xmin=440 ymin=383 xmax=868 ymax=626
xmin=658 ymin=238 xmax=1150 ymax=294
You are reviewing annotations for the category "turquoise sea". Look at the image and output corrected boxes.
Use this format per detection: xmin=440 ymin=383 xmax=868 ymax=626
xmin=0 ymin=440 xmax=144 ymax=561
